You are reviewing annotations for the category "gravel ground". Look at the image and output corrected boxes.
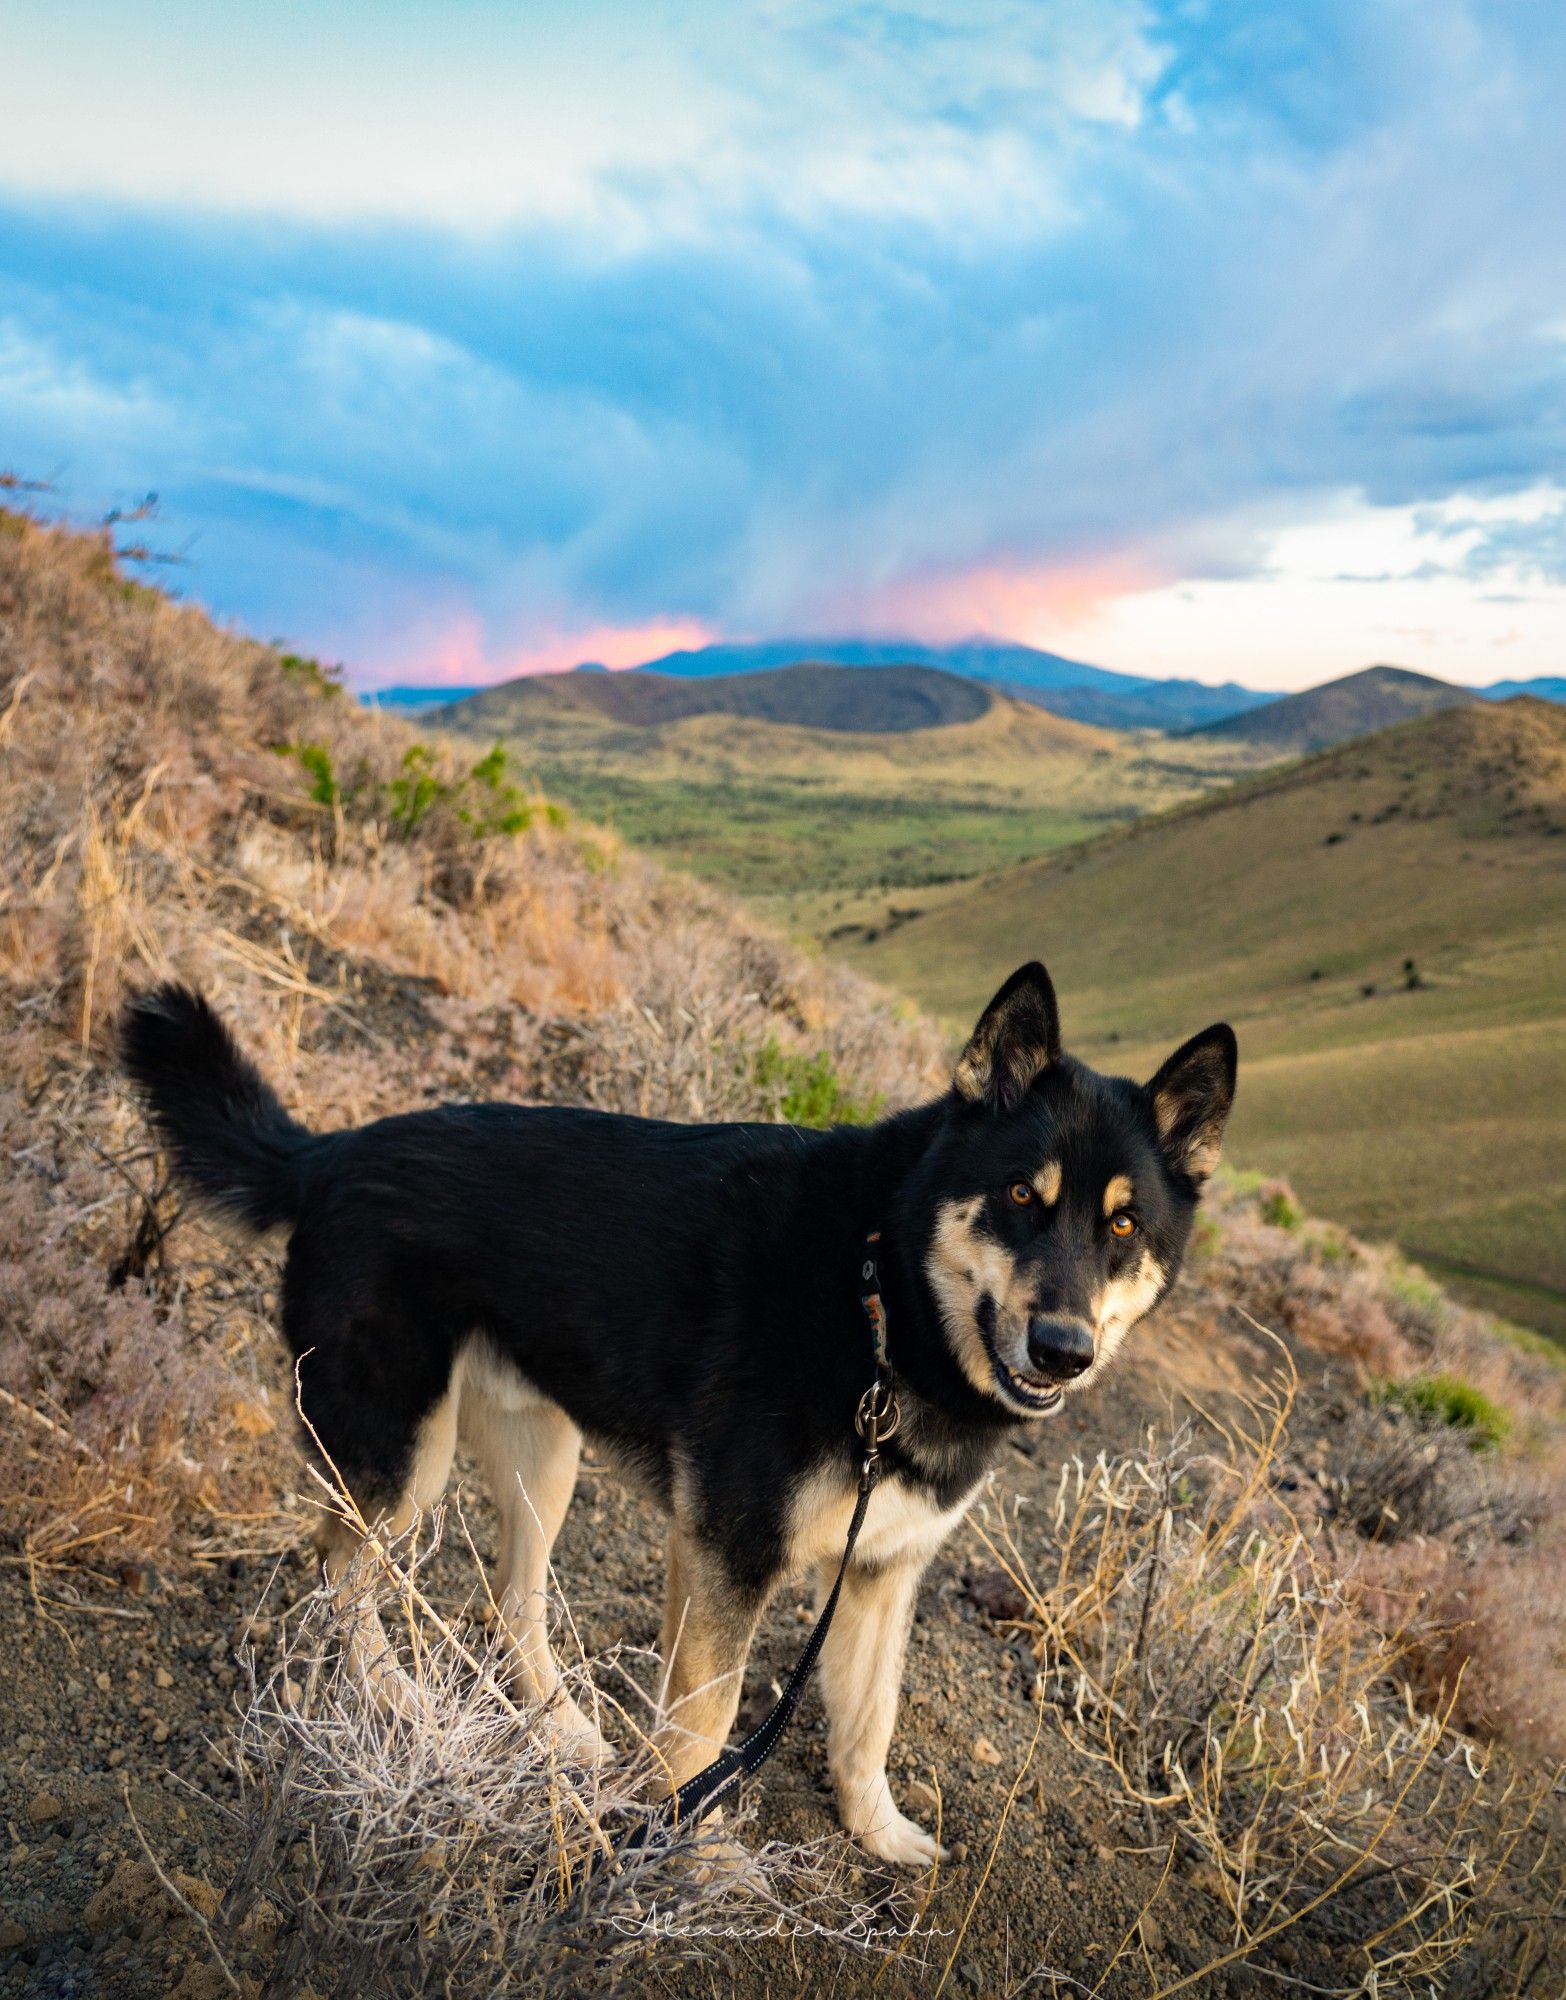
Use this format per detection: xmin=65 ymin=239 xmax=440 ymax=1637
xmin=1 ymin=1307 xmax=1556 ymax=1999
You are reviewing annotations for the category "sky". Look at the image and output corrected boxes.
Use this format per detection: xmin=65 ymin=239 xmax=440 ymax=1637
xmin=2 ymin=1 xmax=1565 ymax=692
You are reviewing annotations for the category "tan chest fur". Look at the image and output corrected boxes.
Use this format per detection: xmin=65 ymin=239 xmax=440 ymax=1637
xmin=785 ymin=1461 xmax=977 ymax=1579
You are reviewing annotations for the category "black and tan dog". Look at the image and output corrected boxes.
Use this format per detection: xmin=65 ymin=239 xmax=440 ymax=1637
xmin=122 ymin=963 xmax=1234 ymax=1866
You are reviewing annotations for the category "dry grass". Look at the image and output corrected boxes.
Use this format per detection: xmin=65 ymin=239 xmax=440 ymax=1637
xmin=1186 ymin=1171 xmax=1566 ymax=1769
xmin=1200 ymin=1170 xmax=1566 ymax=1437
xmin=0 ymin=1065 xmax=288 ymax=1576
xmin=207 ymin=1502 xmax=895 ymax=2000
xmin=0 ymin=509 xmax=939 ymax=1573
xmin=975 ymin=1357 xmax=1566 ymax=1995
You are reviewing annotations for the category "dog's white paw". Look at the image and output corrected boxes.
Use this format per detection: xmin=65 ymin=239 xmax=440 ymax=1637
xmin=840 ymin=1777 xmax=948 ymax=1870
xmin=353 ymin=1644 xmax=433 ymax=1724
xmin=681 ymin=1814 xmax=769 ymax=1891
xmin=542 ymin=1693 xmax=609 ymax=1767
xmin=855 ymin=1808 xmax=947 ymax=1870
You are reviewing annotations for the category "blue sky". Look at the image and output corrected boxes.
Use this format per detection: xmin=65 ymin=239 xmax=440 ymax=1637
xmin=2 ymin=1 xmax=1564 ymax=689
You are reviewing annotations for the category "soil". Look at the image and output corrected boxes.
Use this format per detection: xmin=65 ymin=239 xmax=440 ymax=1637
xmin=0 ymin=1299 xmax=1553 ymax=1999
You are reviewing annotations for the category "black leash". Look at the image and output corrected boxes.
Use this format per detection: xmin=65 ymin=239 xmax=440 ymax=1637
xmin=613 ymin=1230 xmax=899 ymax=1860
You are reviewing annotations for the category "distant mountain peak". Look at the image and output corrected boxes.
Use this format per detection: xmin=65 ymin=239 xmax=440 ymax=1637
xmin=1190 ymin=662 xmax=1480 ymax=754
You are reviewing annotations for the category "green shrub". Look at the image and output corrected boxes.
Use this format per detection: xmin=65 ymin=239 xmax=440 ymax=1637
xmin=278 ymin=733 xmax=567 ymax=844
xmin=286 ymin=741 xmax=339 ymax=808
xmin=1190 ymin=1215 xmax=1221 ymax=1259
xmin=1385 ymin=1264 xmax=1446 ymax=1317
xmin=1259 ymin=1184 xmax=1304 ymax=1230
xmin=458 ymin=743 xmax=566 ymax=839
xmin=278 ymin=650 xmax=343 ymax=699
xmin=389 ymin=744 xmax=442 ymax=835
xmin=387 ymin=741 xmax=566 ymax=842
xmin=751 ymin=1040 xmax=883 ymax=1128
xmin=1492 ymin=1319 xmax=1566 ymax=1373
xmin=1379 ymin=1373 xmax=1511 ymax=1451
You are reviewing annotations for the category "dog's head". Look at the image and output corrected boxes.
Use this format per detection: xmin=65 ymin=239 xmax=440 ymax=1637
xmin=916 ymin=962 xmax=1235 ymax=1417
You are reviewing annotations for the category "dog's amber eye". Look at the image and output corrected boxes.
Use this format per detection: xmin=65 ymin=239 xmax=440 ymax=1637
xmin=1008 ymin=1182 xmax=1034 ymax=1207
xmin=1108 ymin=1212 xmax=1137 ymax=1240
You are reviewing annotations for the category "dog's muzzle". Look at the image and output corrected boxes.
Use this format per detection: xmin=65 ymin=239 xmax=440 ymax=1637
xmin=1025 ymin=1314 xmax=1096 ymax=1382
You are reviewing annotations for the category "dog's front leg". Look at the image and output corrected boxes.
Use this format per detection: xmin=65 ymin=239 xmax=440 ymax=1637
xmin=820 ymin=1555 xmax=946 ymax=1868
xmin=654 ymin=1526 xmax=764 ymax=1793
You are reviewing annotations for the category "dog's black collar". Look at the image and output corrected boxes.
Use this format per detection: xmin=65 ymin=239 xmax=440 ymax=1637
xmin=859 ymin=1228 xmax=892 ymax=1371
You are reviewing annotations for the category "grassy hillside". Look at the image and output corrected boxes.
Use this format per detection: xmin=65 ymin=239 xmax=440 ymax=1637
xmin=448 ymin=659 xmax=993 ymax=733
xmin=6 ymin=512 xmax=1566 ymax=1997
xmin=442 ymin=683 xmax=1242 ymax=932
xmin=849 ymin=698 xmax=1566 ymax=1335
xmin=1192 ymin=662 xmax=1479 ymax=756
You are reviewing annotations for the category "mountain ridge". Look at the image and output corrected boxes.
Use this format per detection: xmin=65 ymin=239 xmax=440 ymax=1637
xmin=444 ymin=660 xmax=994 ymax=735
xmin=1189 ymin=663 xmax=1481 ymax=755
xmin=624 ymin=635 xmax=1269 ymax=731
xmin=368 ymin=655 xmax=1566 ymax=738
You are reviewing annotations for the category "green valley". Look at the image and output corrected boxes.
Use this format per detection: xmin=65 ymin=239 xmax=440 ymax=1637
xmin=846 ymin=698 xmax=1566 ymax=1336
xmin=441 ymin=668 xmax=1239 ymax=931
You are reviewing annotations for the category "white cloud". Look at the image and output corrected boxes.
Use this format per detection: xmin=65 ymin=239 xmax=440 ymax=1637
xmin=1059 ymin=490 xmax=1566 ymax=688
xmin=5 ymin=1 xmax=1564 ymax=690
xmin=0 ymin=0 xmax=1163 ymax=234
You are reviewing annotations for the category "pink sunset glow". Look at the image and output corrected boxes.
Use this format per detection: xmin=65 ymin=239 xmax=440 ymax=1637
xmin=363 ymin=610 xmax=717 ymax=689
xmin=820 ymin=550 xmax=1168 ymax=652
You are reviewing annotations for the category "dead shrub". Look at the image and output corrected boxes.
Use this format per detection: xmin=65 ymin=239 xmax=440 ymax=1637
xmin=975 ymin=1359 xmax=1565 ymax=1994
xmin=0 ymin=1077 xmax=284 ymax=1569
xmin=211 ymin=1510 xmax=895 ymax=1999
xmin=1353 ymin=1538 xmax=1566 ymax=1763
xmin=1321 ymin=1400 xmax=1531 ymax=1552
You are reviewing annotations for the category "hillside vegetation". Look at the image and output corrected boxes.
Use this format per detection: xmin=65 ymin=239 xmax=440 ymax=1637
xmin=443 ymin=677 xmax=1238 ymax=933
xmin=5 ymin=512 xmax=1566 ymax=1998
xmin=849 ymin=698 xmax=1566 ymax=1336
xmin=1191 ymin=663 xmax=1479 ymax=757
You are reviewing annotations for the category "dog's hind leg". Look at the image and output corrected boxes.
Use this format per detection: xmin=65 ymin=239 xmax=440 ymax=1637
xmin=313 ymin=1381 xmax=461 ymax=1710
xmin=654 ymin=1527 xmax=763 ymax=1794
xmin=819 ymin=1555 xmax=946 ymax=1869
xmin=461 ymin=1389 xmax=602 ymax=1763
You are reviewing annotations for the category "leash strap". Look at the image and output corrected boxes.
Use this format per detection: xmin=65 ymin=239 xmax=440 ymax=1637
xmin=612 ymin=1229 xmax=898 ymax=1861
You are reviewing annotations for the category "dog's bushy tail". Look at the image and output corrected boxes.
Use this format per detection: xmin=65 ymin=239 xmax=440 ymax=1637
xmin=120 ymin=983 xmax=312 ymax=1235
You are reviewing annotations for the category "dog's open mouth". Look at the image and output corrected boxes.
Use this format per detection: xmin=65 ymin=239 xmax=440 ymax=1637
xmin=993 ymin=1357 xmax=1064 ymax=1412
xmin=977 ymin=1320 xmax=1065 ymax=1413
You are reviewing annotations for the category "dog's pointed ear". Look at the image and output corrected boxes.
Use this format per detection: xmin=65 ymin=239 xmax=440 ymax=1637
xmin=1146 ymin=1024 xmax=1237 ymax=1182
xmin=954 ymin=963 xmax=1061 ymax=1112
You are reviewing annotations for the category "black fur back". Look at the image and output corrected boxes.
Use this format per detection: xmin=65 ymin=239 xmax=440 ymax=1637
xmin=119 ymin=983 xmax=312 ymax=1234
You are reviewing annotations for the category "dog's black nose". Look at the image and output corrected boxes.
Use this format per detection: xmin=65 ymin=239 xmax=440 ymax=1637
xmin=1026 ymin=1315 xmax=1096 ymax=1380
